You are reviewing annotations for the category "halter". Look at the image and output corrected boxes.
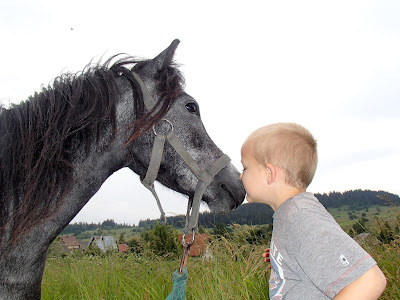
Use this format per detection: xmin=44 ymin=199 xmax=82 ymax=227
xmin=131 ymin=73 xmax=231 ymax=235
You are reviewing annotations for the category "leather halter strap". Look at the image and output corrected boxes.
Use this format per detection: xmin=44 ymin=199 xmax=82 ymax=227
xmin=131 ymin=73 xmax=231 ymax=234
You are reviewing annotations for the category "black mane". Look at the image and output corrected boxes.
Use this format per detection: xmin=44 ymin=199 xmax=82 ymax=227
xmin=0 ymin=55 xmax=184 ymax=240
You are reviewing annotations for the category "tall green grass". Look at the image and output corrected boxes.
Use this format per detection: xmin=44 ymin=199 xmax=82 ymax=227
xmin=42 ymin=226 xmax=399 ymax=299
xmin=375 ymin=242 xmax=400 ymax=298
xmin=42 ymin=234 xmax=269 ymax=299
xmin=43 ymin=254 xmax=177 ymax=299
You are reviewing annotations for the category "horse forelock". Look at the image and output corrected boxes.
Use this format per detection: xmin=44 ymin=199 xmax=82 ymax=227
xmin=0 ymin=55 xmax=185 ymax=243
xmin=126 ymin=61 xmax=185 ymax=143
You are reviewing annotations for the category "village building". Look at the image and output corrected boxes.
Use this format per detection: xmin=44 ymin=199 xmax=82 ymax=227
xmin=117 ymin=243 xmax=129 ymax=253
xmin=87 ymin=236 xmax=118 ymax=252
xmin=59 ymin=235 xmax=81 ymax=251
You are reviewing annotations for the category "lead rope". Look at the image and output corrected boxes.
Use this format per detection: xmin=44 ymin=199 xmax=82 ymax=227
xmin=179 ymin=231 xmax=195 ymax=274
xmin=164 ymin=230 xmax=194 ymax=300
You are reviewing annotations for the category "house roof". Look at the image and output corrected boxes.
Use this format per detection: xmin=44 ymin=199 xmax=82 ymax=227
xmin=118 ymin=244 xmax=129 ymax=252
xmin=88 ymin=236 xmax=117 ymax=252
xmin=60 ymin=235 xmax=80 ymax=246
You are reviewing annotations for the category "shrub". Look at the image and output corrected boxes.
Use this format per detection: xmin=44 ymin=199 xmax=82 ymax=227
xmin=141 ymin=222 xmax=179 ymax=257
xmin=127 ymin=238 xmax=143 ymax=254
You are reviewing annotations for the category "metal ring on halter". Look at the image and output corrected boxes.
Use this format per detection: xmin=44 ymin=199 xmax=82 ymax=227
xmin=152 ymin=119 xmax=174 ymax=136
xmin=181 ymin=229 xmax=195 ymax=246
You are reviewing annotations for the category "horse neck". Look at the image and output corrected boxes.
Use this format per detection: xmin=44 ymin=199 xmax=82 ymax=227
xmin=39 ymin=93 xmax=137 ymax=239
xmin=1 ymin=78 xmax=137 ymax=251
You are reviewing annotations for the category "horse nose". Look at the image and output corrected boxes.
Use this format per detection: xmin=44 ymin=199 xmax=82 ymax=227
xmin=219 ymin=181 xmax=245 ymax=209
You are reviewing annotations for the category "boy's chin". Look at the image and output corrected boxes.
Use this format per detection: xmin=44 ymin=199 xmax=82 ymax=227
xmin=246 ymin=196 xmax=254 ymax=203
xmin=246 ymin=197 xmax=266 ymax=205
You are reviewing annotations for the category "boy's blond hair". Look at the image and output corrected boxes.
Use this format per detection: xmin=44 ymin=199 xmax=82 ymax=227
xmin=244 ymin=123 xmax=318 ymax=190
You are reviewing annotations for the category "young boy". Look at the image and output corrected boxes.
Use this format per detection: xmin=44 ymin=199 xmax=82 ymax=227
xmin=240 ymin=123 xmax=386 ymax=299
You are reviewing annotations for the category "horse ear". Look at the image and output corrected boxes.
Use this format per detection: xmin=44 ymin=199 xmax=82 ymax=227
xmin=153 ymin=39 xmax=180 ymax=71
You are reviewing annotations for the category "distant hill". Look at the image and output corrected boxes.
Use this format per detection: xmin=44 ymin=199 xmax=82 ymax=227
xmin=63 ymin=190 xmax=399 ymax=233
xmin=316 ymin=190 xmax=398 ymax=208
xmin=138 ymin=189 xmax=399 ymax=228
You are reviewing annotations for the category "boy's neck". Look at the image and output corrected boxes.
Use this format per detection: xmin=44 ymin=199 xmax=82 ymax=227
xmin=270 ymin=185 xmax=305 ymax=211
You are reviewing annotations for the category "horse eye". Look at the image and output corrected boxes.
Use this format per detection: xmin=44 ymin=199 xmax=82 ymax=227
xmin=185 ymin=102 xmax=199 ymax=115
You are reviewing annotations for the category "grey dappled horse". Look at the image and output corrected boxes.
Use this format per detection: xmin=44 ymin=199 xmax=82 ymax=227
xmin=0 ymin=40 xmax=245 ymax=299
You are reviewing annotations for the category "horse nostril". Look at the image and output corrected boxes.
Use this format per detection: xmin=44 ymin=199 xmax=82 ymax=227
xmin=219 ymin=183 xmax=237 ymax=208
xmin=219 ymin=183 xmax=227 ymax=192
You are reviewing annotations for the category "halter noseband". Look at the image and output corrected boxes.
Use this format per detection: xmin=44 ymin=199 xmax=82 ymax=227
xmin=131 ymin=73 xmax=231 ymax=234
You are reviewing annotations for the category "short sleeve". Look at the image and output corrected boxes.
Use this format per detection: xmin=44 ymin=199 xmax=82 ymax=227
xmin=285 ymin=209 xmax=376 ymax=298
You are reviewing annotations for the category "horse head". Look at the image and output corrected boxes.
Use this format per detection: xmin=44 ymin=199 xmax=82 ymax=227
xmin=125 ymin=40 xmax=245 ymax=216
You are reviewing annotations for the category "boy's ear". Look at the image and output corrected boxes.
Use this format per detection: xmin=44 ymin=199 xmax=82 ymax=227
xmin=265 ymin=163 xmax=276 ymax=184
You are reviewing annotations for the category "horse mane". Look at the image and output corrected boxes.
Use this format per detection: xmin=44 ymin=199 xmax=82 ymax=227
xmin=0 ymin=55 xmax=184 ymax=242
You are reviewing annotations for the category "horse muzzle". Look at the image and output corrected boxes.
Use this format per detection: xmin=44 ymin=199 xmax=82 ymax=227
xmin=204 ymin=164 xmax=246 ymax=213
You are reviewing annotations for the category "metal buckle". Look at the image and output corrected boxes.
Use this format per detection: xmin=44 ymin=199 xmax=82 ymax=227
xmin=152 ymin=119 xmax=173 ymax=136
xmin=181 ymin=229 xmax=196 ymax=246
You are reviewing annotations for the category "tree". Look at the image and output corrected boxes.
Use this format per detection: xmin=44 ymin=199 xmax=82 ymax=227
xmin=127 ymin=238 xmax=143 ymax=254
xmin=101 ymin=219 xmax=116 ymax=229
xmin=142 ymin=222 xmax=179 ymax=256
xmin=118 ymin=232 xmax=126 ymax=244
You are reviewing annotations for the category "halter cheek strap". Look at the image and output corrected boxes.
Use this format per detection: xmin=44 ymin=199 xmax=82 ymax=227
xmin=131 ymin=73 xmax=231 ymax=234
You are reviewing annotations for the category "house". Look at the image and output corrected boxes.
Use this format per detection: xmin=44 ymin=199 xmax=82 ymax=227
xmin=48 ymin=235 xmax=81 ymax=256
xmin=59 ymin=235 xmax=81 ymax=251
xmin=178 ymin=233 xmax=211 ymax=257
xmin=87 ymin=236 xmax=117 ymax=252
xmin=118 ymin=243 xmax=129 ymax=253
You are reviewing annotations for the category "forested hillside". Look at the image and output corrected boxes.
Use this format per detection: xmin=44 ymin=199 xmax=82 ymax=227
xmin=139 ymin=189 xmax=399 ymax=228
xmin=63 ymin=189 xmax=399 ymax=233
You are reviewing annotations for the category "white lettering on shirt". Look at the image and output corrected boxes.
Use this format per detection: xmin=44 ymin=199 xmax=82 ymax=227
xmin=269 ymin=238 xmax=286 ymax=299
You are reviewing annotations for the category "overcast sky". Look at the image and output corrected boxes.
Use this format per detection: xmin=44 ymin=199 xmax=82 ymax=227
xmin=1 ymin=0 xmax=399 ymax=225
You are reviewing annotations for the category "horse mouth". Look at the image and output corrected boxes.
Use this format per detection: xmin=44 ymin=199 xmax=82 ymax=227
xmin=205 ymin=181 xmax=245 ymax=214
xmin=219 ymin=183 xmax=239 ymax=209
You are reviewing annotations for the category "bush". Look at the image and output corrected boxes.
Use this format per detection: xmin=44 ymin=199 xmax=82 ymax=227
xmin=347 ymin=219 xmax=367 ymax=237
xmin=85 ymin=244 xmax=101 ymax=256
xmin=227 ymin=224 xmax=272 ymax=247
xmin=141 ymin=222 xmax=179 ymax=257
xmin=127 ymin=238 xmax=143 ymax=254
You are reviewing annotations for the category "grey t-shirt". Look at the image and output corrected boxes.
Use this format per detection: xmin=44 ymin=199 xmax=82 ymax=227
xmin=269 ymin=192 xmax=376 ymax=299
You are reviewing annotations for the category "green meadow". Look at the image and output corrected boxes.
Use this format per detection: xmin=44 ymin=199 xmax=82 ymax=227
xmin=42 ymin=210 xmax=400 ymax=300
xmin=43 ymin=242 xmax=269 ymax=299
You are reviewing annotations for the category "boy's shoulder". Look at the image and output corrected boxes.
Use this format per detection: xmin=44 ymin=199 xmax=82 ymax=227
xmin=275 ymin=192 xmax=326 ymax=219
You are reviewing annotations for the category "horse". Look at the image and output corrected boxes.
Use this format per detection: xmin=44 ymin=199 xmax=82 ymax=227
xmin=0 ymin=40 xmax=245 ymax=299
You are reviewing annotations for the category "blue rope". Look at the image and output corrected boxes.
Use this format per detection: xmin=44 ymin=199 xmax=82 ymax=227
xmin=165 ymin=267 xmax=188 ymax=300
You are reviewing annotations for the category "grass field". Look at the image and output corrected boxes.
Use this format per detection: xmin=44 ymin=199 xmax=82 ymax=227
xmin=42 ymin=219 xmax=400 ymax=300
xmin=327 ymin=205 xmax=397 ymax=229
xmin=43 ymin=240 xmax=269 ymax=299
